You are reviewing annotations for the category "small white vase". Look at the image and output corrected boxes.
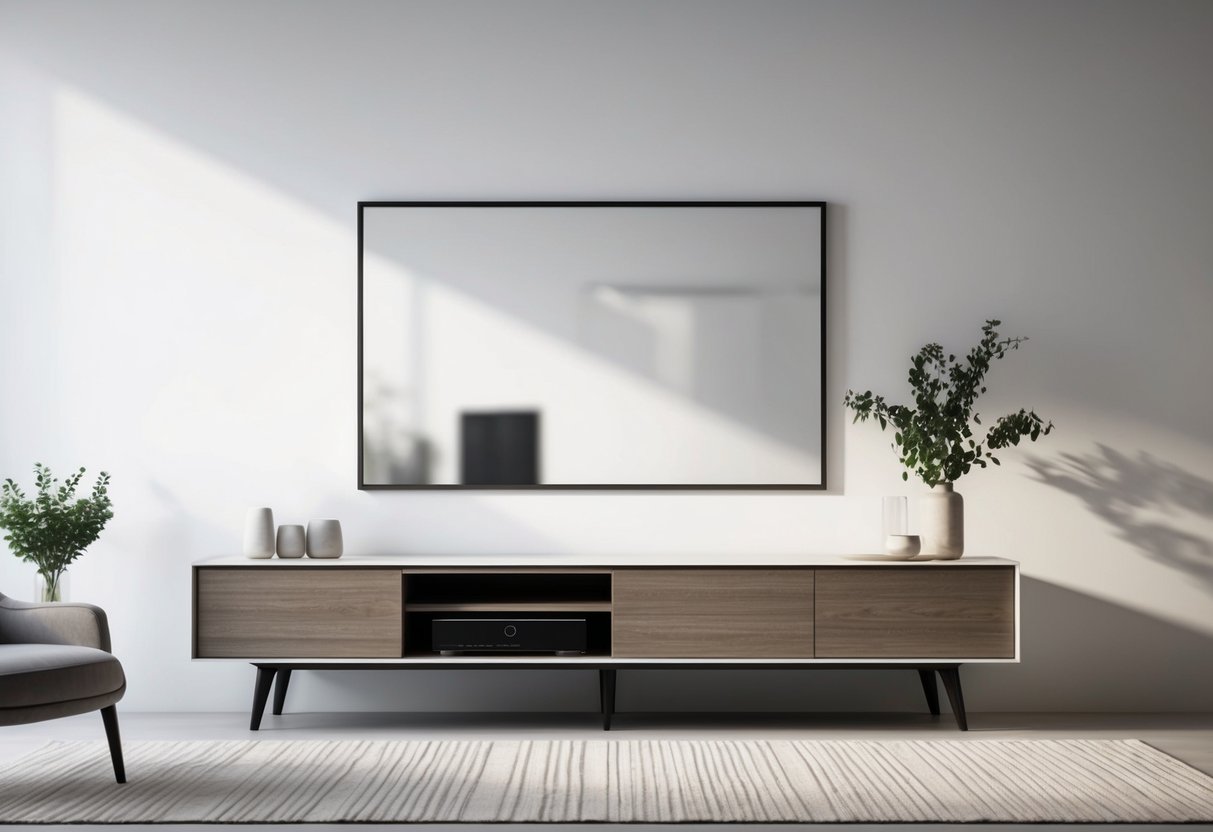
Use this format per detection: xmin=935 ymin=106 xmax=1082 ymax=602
xmin=306 ymin=519 xmax=343 ymax=559
xmin=884 ymin=534 xmax=921 ymax=559
xmin=920 ymin=483 xmax=964 ymax=559
xmin=276 ymin=524 xmax=306 ymax=559
xmin=243 ymin=507 xmax=276 ymax=559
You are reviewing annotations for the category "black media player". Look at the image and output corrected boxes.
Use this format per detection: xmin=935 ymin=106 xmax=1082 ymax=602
xmin=432 ymin=618 xmax=587 ymax=655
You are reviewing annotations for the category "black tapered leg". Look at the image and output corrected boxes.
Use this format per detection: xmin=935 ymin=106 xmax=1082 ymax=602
xmin=599 ymin=669 xmax=616 ymax=731
xmin=938 ymin=666 xmax=968 ymax=731
xmin=100 ymin=705 xmax=126 ymax=784
xmin=918 ymin=669 xmax=940 ymax=716
xmin=250 ymin=666 xmax=277 ymax=731
xmin=272 ymin=668 xmax=293 ymax=716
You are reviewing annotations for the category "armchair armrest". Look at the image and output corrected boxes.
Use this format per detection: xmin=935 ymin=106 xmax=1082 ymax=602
xmin=0 ymin=594 xmax=112 ymax=652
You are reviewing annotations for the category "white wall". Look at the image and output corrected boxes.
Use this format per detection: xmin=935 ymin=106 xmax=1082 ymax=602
xmin=1 ymin=0 xmax=1211 ymax=714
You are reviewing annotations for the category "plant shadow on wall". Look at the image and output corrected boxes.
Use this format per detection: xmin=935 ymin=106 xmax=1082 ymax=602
xmin=1026 ymin=445 xmax=1213 ymax=592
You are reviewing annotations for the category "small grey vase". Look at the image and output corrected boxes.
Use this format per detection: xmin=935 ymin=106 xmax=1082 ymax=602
xmin=919 ymin=483 xmax=964 ymax=559
xmin=276 ymin=524 xmax=306 ymax=559
xmin=306 ymin=519 xmax=344 ymax=559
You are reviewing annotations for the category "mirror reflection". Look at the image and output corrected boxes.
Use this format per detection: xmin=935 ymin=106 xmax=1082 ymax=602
xmin=359 ymin=203 xmax=825 ymax=487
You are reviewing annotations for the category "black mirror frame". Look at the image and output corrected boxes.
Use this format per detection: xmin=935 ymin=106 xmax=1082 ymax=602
xmin=357 ymin=200 xmax=827 ymax=491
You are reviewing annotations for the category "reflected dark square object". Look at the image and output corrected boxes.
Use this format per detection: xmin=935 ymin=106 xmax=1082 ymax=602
xmin=460 ymin=411 xmax=540 ymax=485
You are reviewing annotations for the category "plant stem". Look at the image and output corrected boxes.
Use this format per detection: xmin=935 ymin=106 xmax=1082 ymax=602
xmin=40 ymin=569 xmax=64 ymax=602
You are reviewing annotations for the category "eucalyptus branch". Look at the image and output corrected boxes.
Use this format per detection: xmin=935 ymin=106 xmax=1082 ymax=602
xmin=843 ymin=320 xmax=1054 ymax=486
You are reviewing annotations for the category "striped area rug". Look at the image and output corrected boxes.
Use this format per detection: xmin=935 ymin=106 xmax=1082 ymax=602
xmin=2 ymin=738 xmax=1212 ymax=823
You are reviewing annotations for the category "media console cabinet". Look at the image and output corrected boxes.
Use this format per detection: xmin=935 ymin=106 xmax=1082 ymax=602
xmin=191 ymin=557 xmax=1018 ymax=731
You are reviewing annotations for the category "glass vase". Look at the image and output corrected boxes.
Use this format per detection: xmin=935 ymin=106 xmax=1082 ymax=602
xmin=36 ymin=570 xmax=68 ymax=603
xmin=882 ymin=496 xmax=908 ymax=537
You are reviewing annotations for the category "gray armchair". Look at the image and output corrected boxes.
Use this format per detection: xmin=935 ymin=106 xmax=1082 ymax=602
xmin=0 ymin=592 xmax=126 ymax=783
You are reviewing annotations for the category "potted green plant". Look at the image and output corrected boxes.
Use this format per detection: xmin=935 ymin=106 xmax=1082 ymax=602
xmin=0 ymin=463 xmax=113 ymax=601
xmin=843 ymin=320 xmax=1053 ymax=558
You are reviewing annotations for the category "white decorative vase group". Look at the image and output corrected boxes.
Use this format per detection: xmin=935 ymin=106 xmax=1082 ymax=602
xmin=244 ymin=508 xmax=343 ymax=559
xmin=919 ymin=483 xmax=964 ymax=559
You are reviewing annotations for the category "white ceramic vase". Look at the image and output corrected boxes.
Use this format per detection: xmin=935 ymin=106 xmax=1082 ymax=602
xmin=243 ymin=507 xmax=276 ymax=559
xmin=884 ymin=534 xmax=922 ymax=559
xmin=276 ymin=524 xmax=306 ymax=559
xmin=920 ymin=483 xmax=964 ymax=559
xmin=306 ymin=519 xmax=344 ymax=559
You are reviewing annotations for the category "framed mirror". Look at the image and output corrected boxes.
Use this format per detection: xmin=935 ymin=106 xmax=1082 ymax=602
xmin=359 ymin=201 xmax=826 ymax=489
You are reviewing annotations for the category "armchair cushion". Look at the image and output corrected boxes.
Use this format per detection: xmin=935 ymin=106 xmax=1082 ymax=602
xmin=0 ymin=644 xmax=125 ymax=711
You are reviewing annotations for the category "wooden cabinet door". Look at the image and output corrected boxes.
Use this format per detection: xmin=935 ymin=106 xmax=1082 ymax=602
xmin=612 ymin=569 xmax=814 ymax=658
xmin=814 ymin=566 xmax=1015 ymax=658
xmin=195 ymin=568 xmax=402 ymax=658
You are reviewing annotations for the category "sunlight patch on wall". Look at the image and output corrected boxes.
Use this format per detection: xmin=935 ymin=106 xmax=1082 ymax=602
xmin=50 ymin=86 xmax=354 ymax=520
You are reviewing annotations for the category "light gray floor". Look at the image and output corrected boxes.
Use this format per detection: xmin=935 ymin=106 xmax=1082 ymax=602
xmin=3 ymin=710 xmax=1212 ymax=831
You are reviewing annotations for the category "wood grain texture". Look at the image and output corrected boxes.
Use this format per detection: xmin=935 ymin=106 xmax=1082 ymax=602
xmin=612 ymin=569 xmax=814 ymax=658
xmin=814 ymin=567 xmax=1015 ymax=658
xmin=195 ymin=568 xmax=402 ymax=658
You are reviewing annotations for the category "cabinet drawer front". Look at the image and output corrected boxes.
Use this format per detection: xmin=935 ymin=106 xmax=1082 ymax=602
xmin=195 ymin=569 xmax=402 ymax=658
xmin=613 ymin=569 xmax=814 ymax=658
xmin=814 ymin=567 xmax=1015 ymax=658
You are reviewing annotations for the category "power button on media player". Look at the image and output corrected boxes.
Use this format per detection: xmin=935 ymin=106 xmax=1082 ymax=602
xmin=503 ymin=625 xmax=517 ymax=638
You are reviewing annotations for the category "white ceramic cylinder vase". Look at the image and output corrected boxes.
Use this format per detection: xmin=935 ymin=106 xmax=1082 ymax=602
xmin=276 ymin=524 xmax=306 ymax=559
xmin=306 ymin=519 xmax=344 ymax=559
xmin=243 ymin=507 xmax=276 ymax=559
xmin=920 ymin=483 xmax=964 ymax=559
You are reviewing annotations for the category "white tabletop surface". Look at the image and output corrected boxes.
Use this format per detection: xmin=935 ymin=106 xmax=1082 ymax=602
xmin=195 ymin=555 xmax=1016 ymax=567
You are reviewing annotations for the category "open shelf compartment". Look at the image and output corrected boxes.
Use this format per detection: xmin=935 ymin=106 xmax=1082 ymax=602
xmin=403 ymin=571 xmax=612 ymax=610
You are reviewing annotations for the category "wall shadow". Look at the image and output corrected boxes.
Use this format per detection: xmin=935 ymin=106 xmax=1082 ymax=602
xmin=975 ymin=576 xmax=1213 ymax=712
xmin=1025 ymin=444 xmax=1213 ymax=592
